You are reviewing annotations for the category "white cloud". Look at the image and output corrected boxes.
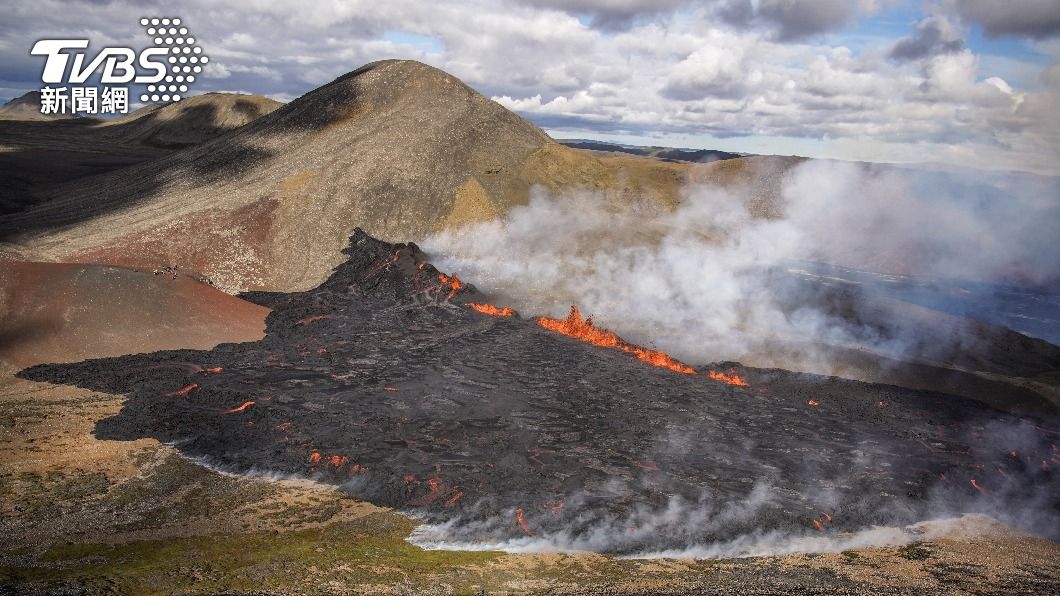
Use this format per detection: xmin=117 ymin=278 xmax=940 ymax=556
xmin=0 ymin=0 xmax=1057 ymax=174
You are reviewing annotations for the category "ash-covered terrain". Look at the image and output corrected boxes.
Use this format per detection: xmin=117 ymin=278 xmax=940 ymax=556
xmin=21 ymin=229 xmax=1059 ymax=556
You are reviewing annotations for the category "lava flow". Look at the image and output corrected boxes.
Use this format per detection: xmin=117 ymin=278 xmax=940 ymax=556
xmin=468 ymin=302 xmax=515 ymax=317
xmin=537 ymin=305 xmax=696 ymax=374
xmin=707 ymin=370 xmax=749 ymax=386
xmin=437 ymin=273 xmax=462 ymax=300
xmin=515 ymin=507 xmax=536 ymax=536
xmin=163 ymin=383 xmax=199 ymax=397
xmin=24 ymin=229 xmax=1058 ymax=553
xmin=225 ymin=400 xmax=255 ymax=414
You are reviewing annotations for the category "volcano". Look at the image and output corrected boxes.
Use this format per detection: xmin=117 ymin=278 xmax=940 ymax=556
xmin=21 ymin=229 xmax=1059 ymax=554
xmin=2 ymin=60 xmax=680 ymax=292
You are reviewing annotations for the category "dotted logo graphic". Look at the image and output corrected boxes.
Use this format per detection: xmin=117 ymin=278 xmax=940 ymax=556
xmin=138 ymin=17 xmax=208 ymax=102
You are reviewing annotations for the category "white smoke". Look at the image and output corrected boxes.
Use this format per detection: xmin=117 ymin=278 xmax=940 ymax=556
xmin=424 ymin=159 xmax=1060 ymax=369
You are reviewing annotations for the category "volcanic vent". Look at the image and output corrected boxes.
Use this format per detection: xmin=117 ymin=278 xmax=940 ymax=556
xmin=22 ymin=230 xmax=1060 ymax=553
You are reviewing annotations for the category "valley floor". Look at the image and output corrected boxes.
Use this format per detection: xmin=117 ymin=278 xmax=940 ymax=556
xmin=2 ymin=371 xmax=1058 ymax=595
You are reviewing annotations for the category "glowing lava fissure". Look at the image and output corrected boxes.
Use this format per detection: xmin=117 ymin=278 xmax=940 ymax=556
xmin=20 ymin=228 xmax=1060 ymax=552
xmin=707 ymin=370 xmax=750 ymax=387
xmin=468 ymin=302 xmax=515 ymax=317
xmin=537 ymin=305 xmax=697 ymax=375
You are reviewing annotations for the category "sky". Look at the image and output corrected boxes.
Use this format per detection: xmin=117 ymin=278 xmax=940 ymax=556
xmin=1 ymin=0 xmax=1059 ymax=175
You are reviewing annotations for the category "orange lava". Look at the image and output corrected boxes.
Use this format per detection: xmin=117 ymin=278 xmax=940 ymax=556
xmin=820 ymin=511 xmax=833 ymax=522
xmin=164 ymin=383 xmax=199 ymax=398
xmin=383 ymin=386 xmax=399 ymax=392
xmin=297 ymin=314 xmax=328 ymax=326
xmin=438 ymin=273 xmax=463 ymax=300
xmin=706 ymin=370 xmax=749 ymax=386
xmin=515 ymin=507 xmax=536 ymax=536
xmin=812 ymin=518 xmax=825 ymax=532
xmin=468 ymin=302 xmax=515 ymax=317
xmin=309 ymin=450 xmax=322 ymax=464
xmin=807 ymin=399 xmax=820 ymax=407
xmin=445 ymin=491 xmax=464 ymax=506
xmin=225 ymin=400 xmax=255 ymax=414
xmin=275 ymin=422 xmax=292 ymax=431
xmin=328 ymin=455 xmax=349 ymax=468
xmin=537 ymin=306 xmax=696 ymax=375
xmin=970 ymin=478 xmax=988 ymax=495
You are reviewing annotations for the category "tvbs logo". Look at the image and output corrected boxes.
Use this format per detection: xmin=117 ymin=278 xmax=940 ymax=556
xmin=31 ymin=17 xmax=208 ymax=116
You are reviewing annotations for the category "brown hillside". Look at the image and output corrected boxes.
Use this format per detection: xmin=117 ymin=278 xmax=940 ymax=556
xmin=0 ymin=260 xmax=267 ymax=370
xmin=1 ymin=60 xmax=680 ymax=291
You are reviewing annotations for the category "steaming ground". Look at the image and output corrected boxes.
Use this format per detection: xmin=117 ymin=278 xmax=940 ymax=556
xmin=423 ymin=159 xmax=1060 ymax=386
xmin=21 ymin=230 xmax=1059 ymax=558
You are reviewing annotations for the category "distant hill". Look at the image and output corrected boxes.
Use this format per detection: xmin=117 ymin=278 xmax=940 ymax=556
xmin=560 ymin=139 xmax=745 ymax=163
xmin=0 ymin=91 xmax=82 ymax=121
xmin=0 ymin=93 xmax=281 ymax=216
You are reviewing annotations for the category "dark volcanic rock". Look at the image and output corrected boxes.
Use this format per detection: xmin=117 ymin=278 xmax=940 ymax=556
xmin=20 ymin=230 xmax=1060 ymax=553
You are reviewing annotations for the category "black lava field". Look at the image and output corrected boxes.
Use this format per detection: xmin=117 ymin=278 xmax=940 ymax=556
xmin=21 ymin=230 xmax=1059 ymax=553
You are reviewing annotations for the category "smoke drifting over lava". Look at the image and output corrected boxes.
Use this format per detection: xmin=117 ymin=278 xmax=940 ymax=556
xmin=424 ymin=159 xmax=1060 ymax=377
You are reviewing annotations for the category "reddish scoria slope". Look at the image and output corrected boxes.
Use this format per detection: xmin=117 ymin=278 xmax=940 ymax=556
xmin=0 ymin=260 xmax=267 ymax=369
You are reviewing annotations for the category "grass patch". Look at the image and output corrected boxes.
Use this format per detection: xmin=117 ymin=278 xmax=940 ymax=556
xmin=0 ymin=512 xmax=502 ymax=594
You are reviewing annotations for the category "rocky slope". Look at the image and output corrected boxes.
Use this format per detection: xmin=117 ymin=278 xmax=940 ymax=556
xmin=1 ymin=60 xmax=680 ymax=292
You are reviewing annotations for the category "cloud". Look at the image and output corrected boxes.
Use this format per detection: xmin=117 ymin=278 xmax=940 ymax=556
xmin=518 ymin=0 xmax=881 ymax=39
xmin=889 ymin=15 xmax=964 ymax=62
xmin=717 ymin=0 xmax=882 ymax=41
xmin=1 ymin=0 xmax=1057 ymax=174
xmin=521 ymin=0 xmax=685 ymax=30
xmin=947 ymin=0 xmax=1060 ymax=39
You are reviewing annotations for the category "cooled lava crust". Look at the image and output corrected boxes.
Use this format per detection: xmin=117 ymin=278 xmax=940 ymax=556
xmin=21 ymin=230 xmax=1059 ymax=551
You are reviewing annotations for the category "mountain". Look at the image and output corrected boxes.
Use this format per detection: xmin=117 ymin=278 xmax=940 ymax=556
xmin=560 ymin=139 xmax=745 ymax=163
xmin=0 ymin=90 xmax=82 ymax=121
xmin=1 ymin=60 xmax=683 ymax=292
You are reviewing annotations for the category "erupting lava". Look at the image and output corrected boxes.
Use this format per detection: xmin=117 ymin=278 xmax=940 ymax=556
xmin=515 ymin=507 xmax=536 ymax=536
xmin=225 ymin=401 xmax=255 ymax=414
xmin=467 ymin=302 xmax=515 ymax=317
xmin=163 ymin=383 xmax=199 ymax=398
xmin=537 ymin=306 xmax=696 ymax=374
xmin=437 ymin=273 xmax=462 ymax=300
xmin=707 ymin=370 xmax=749 ymax=387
